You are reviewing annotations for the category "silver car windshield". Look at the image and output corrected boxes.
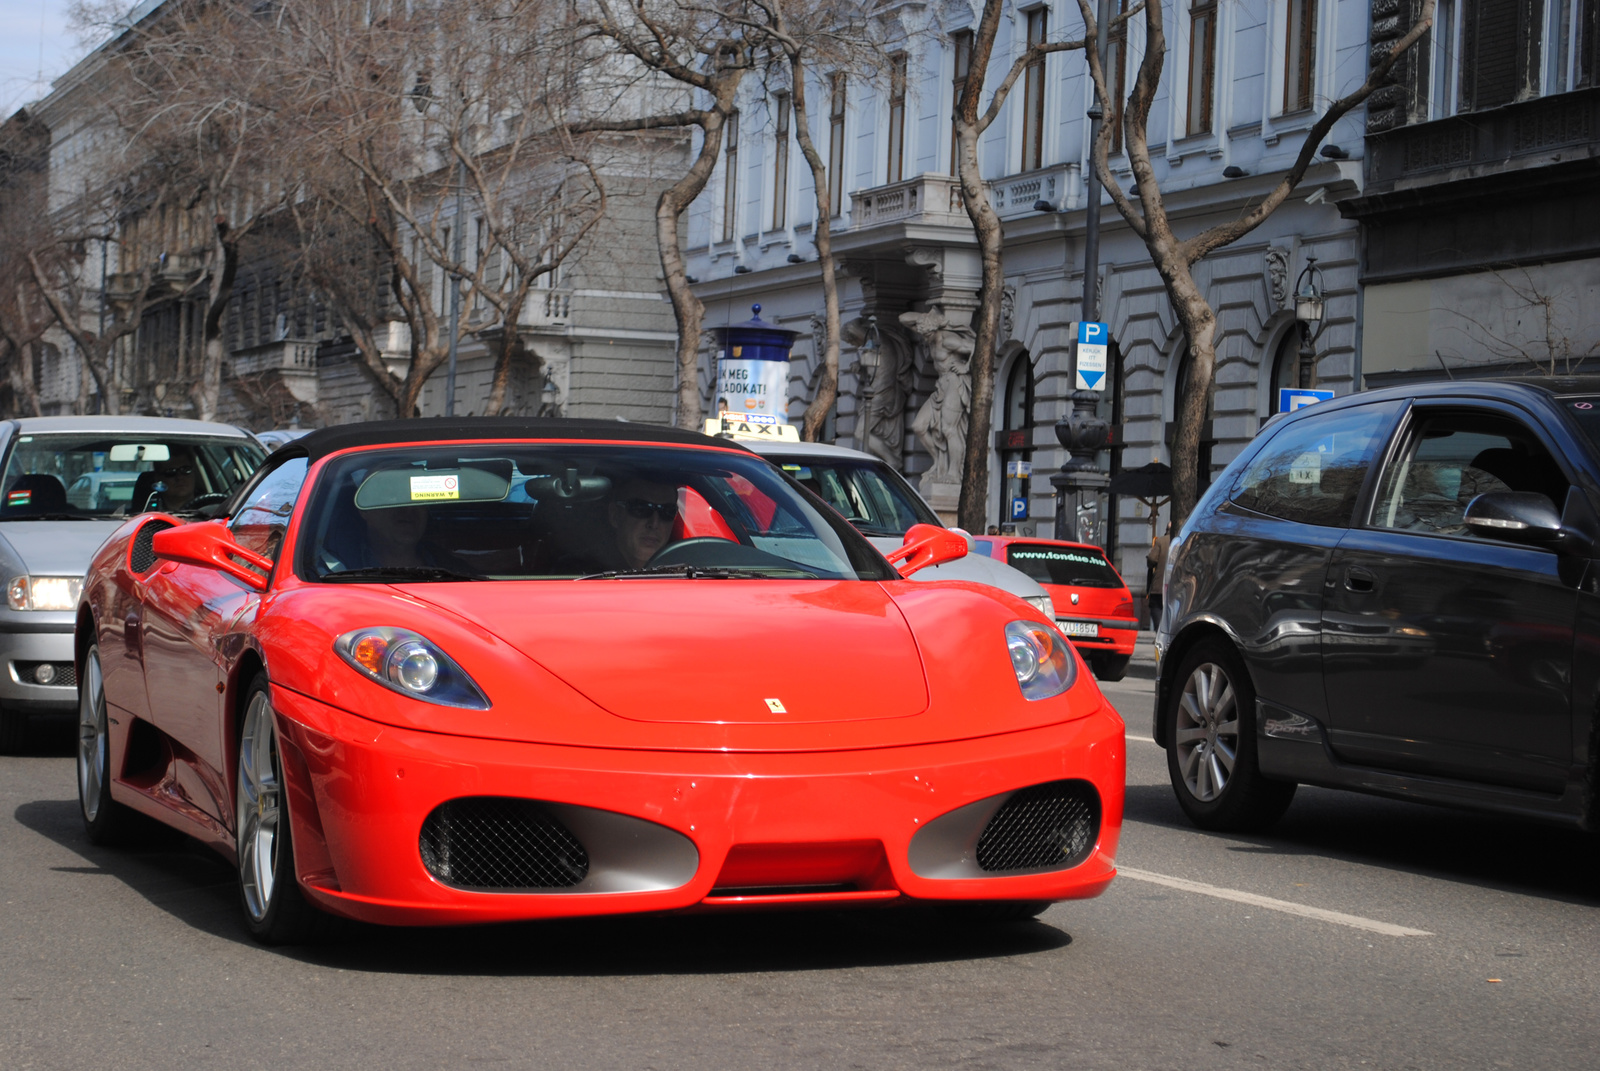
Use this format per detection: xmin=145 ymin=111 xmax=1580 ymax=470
xmin=771 ymin=457 xmax=938 ymax=537
xmin=0 ymin=433 xmax=265 ymax=520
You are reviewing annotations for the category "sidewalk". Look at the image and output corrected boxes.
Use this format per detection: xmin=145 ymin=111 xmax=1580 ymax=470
xmin=1127 ymin=631 xmax=1159 ymax=681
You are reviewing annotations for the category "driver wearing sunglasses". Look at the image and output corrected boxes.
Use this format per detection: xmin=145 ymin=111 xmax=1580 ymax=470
xmin=607 ymin=477 xmax=680 ymax=570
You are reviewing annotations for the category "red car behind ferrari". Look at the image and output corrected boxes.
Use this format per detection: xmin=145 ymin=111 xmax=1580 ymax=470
xmin=75 ymin=419 xmax=1124 ymax=942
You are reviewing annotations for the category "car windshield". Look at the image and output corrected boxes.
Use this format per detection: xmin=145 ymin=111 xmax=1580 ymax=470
xmin=0 ymin=432 xmax=265 ymax=520
xmin=1005 ymin=543 xmax=1123 ymax=589
xmin=297 ymin=443 xmax=899 ymax=582
xmin=769 ymin=455 xmax=938 ymax=537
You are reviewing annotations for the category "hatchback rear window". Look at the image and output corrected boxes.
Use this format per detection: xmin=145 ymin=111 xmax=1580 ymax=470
xmin=1005 ymin=544 xmax=1123 ymax=588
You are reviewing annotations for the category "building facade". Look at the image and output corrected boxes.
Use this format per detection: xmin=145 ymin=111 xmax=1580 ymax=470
xmin=686 ymin=0 xmax=1376 ymax=586
xmin=1346 ymin=0 xmax=1600 ymax=387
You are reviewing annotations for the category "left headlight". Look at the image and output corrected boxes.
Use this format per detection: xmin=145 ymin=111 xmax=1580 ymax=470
xmin=1005 ymin=619 xmax=1077 ymax=701
xmin=334 ymin=627 xmax=491 ymax=709
xmin=7 ymin=576 xmax=83 ymax=612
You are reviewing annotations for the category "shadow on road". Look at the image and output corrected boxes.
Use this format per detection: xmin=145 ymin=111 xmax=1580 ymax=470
xmin=15 ymin=794 xmax=1073 ymax=975
xmin=1123 ymin=781 xmax=1600 ymax=904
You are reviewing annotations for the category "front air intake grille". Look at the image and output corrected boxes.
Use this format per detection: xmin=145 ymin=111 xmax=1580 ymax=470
xmin=129 ymin=520 xmax=174 ymax=574
xmin=420 ymin=797 xmax=590 ymax=890
xmin=13 ymin=661 xmax=76 ymax=688
xmin=975 ymin=780 xmax=1100 ymax=873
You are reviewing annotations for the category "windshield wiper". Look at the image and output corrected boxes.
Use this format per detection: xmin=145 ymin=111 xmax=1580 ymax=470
xmin=577 ymin=564 xmax=819 ymax=580
xmin=322 ymin=566 xmax=486 ymax=583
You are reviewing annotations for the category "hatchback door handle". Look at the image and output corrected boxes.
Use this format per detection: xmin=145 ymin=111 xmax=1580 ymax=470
xmin=1344 ymin=566 xmax=1376 ymax=593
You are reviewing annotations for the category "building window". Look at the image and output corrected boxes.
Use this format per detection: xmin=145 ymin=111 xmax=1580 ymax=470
xmin=1284 ymin=0 xmax=1316 ymax=112
xmin=886 ymin=54 xmax=908 ymax=183
xmin=1187 ymin=0 xmax=1217 ymax=136
xmin=999 ymin=354 xmax=1035 ymax=528
xmin=828 ymin=74 xmax=846 ymax=216
xmin=950 ymin=30 xmax=973 ymax=173
xmin=1021 ymin=8 xmax=1048 ymax=171
xmin=772 ymin=93 xmax=790 ymax=231
xmin=722 ymin=110 xmax=739 ymax=242
xmin=1460 ymin=0 xmax=1544 ymax=111
xmin=1580 ymin=0 xmax=1600 ymax=88
xmin=1107 ymin=0 xmax=1128 ymax=153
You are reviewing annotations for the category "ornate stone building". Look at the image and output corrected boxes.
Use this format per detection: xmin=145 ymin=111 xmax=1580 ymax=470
xmin=686 ymin=0 xmax=1376 ymax=585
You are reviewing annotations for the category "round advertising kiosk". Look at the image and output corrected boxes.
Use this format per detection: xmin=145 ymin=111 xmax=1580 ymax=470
xmin=714 ymin=305 xmax=798 ymax=422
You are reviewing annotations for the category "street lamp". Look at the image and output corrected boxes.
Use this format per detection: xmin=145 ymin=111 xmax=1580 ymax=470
xmin=1294 ymin=256 xmax=1326 ymax=389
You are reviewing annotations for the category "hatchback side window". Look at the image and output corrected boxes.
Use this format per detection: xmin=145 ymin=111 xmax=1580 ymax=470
xmin=230 ymin=457 xmax=309 ymax=562
xmin=1230 ymin=404 xmax=1394 ymax=527
xmin=1370 ymin=411 xmax=1569 ymax=538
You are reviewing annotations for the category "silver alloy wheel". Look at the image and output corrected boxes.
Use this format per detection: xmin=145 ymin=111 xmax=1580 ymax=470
xmin=77 ymin=650 xmax=106 ymax=822
xmin=236 ymin=690 xmax=282 ymax=922
xmin=1173 ymin=661 xmax=1239 ymax=803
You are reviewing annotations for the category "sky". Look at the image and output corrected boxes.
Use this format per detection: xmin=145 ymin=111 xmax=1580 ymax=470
xmin=0 ymin=1 xmax=93 ymax=116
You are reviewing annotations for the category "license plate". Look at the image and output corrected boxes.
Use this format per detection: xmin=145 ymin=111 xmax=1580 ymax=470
xmin=1057 ymin=621 xmax=1099 ymax=638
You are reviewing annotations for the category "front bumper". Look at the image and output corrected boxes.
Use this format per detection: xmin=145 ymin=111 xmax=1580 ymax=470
xmin=0 ymin=620 xmax=77 ymax=709
xmin=269 ymin=687 xmax=1125 ymax=927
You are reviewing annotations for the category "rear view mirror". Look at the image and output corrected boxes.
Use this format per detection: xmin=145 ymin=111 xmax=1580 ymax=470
xmin=356 ymin=461 xmax=512 ymax=509
xmin=1463 ymin=491 xmax=1565 ymax=547
xmin=151 ymin=521 xmax=271 ymax=591
xmin=886 ymin=523 xmax=969 ymax=578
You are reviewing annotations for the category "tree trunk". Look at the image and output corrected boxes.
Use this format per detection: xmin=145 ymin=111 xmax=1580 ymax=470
xmin=659 ymin=112 xmax=729 ymax=431
xmin=193 ymin=219 xmax=239 ymax=423
xmin=1164 ymin=261 xmax=1216 ymax=523
xmin=485 ymin=276 xmax=536 ymax=416
xmin=791 ymin=65 xmax=839 ymax=442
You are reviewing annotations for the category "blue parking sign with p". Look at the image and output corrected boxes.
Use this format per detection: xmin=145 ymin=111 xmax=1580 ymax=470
xmin=1011 ymin=497 xmax=1028 ymax=520
xmin=1074 ymin=321 xmax=1109 ymax=391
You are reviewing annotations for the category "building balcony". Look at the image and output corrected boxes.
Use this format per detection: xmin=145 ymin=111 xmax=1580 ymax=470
xmin=229 ymin=338 xmax=318 ymax=378
xmin=520 ymin=288 xmax=571 ymax=327
xmin=848 ymin=173 xmax=967 ymax=230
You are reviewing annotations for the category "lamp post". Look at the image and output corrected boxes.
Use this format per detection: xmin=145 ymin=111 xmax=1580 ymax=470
xmin=1294 ymin=256 xmax=1326 ymax=390
xmin=1051 ymin=0 xmax=1113 ymax=544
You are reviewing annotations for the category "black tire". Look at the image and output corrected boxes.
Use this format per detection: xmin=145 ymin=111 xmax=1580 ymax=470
xmin=1091 ymin=654 xmax=1131 ymax=682
xmin=78 ymin=646 xmax=137 ymax=845
xmin=235 ymin=673 xmax=330 ymax=945
xmin=0 ymin=705 xmax=27 ymax=754
xmin=1163 ymin=637 xmax=1296 ymax=832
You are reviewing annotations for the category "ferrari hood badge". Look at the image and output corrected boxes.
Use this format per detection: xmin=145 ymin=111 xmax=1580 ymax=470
xmin=764 ymin=698 xmax=787 ymax=714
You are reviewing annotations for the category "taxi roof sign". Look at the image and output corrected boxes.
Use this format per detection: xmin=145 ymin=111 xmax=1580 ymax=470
xmin=704 ymin=415 xmax=801 ymax=442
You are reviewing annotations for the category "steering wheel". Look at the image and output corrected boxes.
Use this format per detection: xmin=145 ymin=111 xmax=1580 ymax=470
xmin=649 ymin=537 xmax=738 ymax=566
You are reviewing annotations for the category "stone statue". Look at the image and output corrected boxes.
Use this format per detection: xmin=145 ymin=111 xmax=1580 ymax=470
xmin=1266 ymin=248 xmax=1290 ymax=310
xmin=900 ymin=307 xmax=975 ymax=501
xmin=843 ymin=316 xmax=912 ymax=468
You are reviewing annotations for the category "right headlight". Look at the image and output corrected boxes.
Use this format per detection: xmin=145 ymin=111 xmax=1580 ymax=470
xmin=1005 ymin=619 xmax=1076 ymax=700
xmin=334 ymin=627 xmax=491 ymax=709
xmin=7 ymin=575 xmax=83 ymax=611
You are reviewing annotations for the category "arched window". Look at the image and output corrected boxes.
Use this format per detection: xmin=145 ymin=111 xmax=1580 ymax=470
xmin=1270 ymin=329 xmax=1299 ymax=413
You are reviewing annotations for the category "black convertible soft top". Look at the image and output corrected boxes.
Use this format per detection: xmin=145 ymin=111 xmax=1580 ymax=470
xmin=277 ymin=417 xmax=749 ymax=462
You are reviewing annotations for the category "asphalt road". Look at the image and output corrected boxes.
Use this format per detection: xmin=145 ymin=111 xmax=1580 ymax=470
xmin=6 ymin=663 xmax=1600 ymax=1070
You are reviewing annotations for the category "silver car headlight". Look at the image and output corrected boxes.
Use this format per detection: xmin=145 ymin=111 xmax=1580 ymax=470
xmin=7 ymin=576 xmax=83 ymax=611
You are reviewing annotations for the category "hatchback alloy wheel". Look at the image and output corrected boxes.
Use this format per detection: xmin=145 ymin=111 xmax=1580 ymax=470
xmin=1174 ymin=661 xmax=1238 ymax=802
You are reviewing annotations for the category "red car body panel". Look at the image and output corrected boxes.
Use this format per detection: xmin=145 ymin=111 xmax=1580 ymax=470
xmin=77 ymin=435 xmax=1125 ymax=926
xmin=977 ymin=536 xmax=1139 ymax=661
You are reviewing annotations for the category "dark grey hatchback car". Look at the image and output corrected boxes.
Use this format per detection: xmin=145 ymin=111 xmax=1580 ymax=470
xmin=1154 ymin=378 xmax=1600 ymax=832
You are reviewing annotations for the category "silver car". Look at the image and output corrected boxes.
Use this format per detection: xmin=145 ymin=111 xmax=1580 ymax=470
xmin=742 ymin=439 xmax=1056 ymax=616
xmin=0 ymin=416 xmax=265 ymax=752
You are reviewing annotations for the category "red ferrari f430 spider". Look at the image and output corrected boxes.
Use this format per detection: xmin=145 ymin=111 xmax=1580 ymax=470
xmin=75 ymin=419 xmax=1123 ymax=942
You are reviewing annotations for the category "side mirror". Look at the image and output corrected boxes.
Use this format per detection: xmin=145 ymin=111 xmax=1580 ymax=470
xmin=885 ymin=522 xmax=969 ymax=578
xmin=1463 ymin=492 xmax=1567 ymax=548
xmin=151 ymin=521 xmax=273 ymax=591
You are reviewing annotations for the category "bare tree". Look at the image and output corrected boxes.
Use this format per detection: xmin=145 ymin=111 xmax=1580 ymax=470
xmin=0 ymin=111 xmax=53 ymax=416
xmin=576 ymin=0 xmax=758 ymax=430
xmin=948 ymin=0 xmax=1088 ymax=531
xmin=1076 ymin=0 xmax=1436 ymax=524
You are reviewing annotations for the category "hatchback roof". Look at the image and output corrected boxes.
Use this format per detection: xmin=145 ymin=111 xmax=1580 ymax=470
xmin=4 ymin=415 xmax=254 ymax=437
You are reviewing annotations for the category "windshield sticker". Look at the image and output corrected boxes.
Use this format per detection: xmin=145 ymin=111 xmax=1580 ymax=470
xmin=1011 ymin=549 xmax=1103 ymax=566
xmin=6 ymin=490 xmax=31 ymax=506
xmin=1289 ymin=451 xmax=1323 ymax=485
xmin=409 ymin=474 xmax=460 ymax=501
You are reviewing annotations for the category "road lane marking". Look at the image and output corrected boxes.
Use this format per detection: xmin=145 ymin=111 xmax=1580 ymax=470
xmin=1117 ymin=867 xmax=1433 ymax=937
xmin=1125 ymin=735 xmax=1162 ymax=746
